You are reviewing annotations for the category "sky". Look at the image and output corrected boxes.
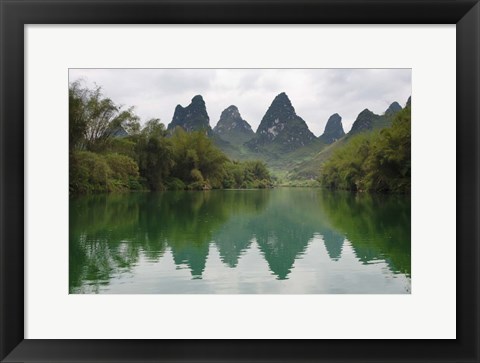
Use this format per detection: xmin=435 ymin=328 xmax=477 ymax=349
xmin=69 ymin=69 xmax=411 ymax=136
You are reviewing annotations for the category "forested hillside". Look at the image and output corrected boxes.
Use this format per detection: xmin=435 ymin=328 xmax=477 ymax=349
xmin=319 ymin=105 xmax=411 ymax=193
xmin=69 ymin=82 xmax=272 ymax=195
xmin=288 ymin=101 xmax=407 ymax=181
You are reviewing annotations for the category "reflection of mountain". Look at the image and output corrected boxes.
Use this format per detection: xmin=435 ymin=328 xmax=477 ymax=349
xmin=69 ymin=190 xmax=272 ymax=286
xmin=214 ymin=189 xmax=323 ymax=278
xmin=218 ymin=189 xmax=328 ymax=279
xmin=214 ymin=216 xmax=254 ymax=268
xmin=254 ymin=226 xmax=312 ymax=280
xmin=70 ymin=188 xmax=411 ymax=292
xmin=321 ymin=230 xmax=345 ymax=261
xmin=318 ymin=190 xmax=411 ymax=276
xmin=171 ymin=243 xmax=209 ymax=278
xmin=248 ymin=189 xmax=321 ymax=279
xmin=144 ymin=192 xmax=227 ymax=277
xmin=211 ymin=190 xmax=270 ymax=268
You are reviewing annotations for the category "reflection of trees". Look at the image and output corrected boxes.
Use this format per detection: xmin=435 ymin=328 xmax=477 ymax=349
xmin=69 ymin=190 xmax=272 ymax=289
xmin=69 ymin=194 xmax=142 ymax=292
xmin=138 ymin=192 xmax=224 ymax=278
xmin=70 ymin=188 xmax=411 ymax=292
xmin=318 ymin=190 xmax=411 ymax=276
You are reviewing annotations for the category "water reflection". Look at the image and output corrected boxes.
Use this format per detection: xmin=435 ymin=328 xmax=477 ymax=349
xmin=319 ymin=190 xmax=411 ymax=276
xmin=70 ymin=188 xmax=410 ymax=293
xmin=321 ymin=230 xmax=345 ymax=261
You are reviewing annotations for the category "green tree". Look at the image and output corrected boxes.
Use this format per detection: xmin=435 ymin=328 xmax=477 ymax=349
xmin=221 ymin=160 xmax=272 ymax=189
xmin=69 ymin=151 xmax=141 ymax=194
xmin=134 ymin=119 xmax=174 ymax=190
xmin=69 ymin=81 xmax=89 ymax=152
xmin=68 ymin=81 xmax=140 ymax=152
xmin=170 ymin=128 xmax=228 ymax=189
xmin=363 ymin=106 xmax=411 ymax=192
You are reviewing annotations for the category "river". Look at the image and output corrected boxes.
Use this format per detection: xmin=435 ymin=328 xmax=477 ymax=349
xmin=69 ymin=188 xmax=411 ymax=294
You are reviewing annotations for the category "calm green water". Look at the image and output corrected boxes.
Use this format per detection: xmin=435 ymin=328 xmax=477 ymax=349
xmin=69 ymin=188 xmax=411 ymax=294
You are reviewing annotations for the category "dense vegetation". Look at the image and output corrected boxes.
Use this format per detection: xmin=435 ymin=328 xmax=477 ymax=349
xmin=319 ymin=106 xmax=411 ymax=193
xmin=69 ymin=81 xmax=272 ymax=195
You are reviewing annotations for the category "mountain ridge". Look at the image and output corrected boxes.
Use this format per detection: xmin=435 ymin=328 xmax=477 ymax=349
xmin=162 ymin=93 xmax=407 ymax=180
xmin=213 ymin=105 xmax=254 ymax=145
xmin=319 ymin=113 xmax=345 ymax=144
xmin=167 ymin=95 xmax=213 ymax=135
xmin=245 ymin=92 xmax=316 ymax=153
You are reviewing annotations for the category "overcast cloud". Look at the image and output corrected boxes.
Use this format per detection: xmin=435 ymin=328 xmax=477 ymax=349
xmin=69 ymin=69 xmax=411 ymax=136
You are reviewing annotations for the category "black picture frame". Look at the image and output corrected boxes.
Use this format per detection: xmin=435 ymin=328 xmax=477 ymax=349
xmin=1 ymin=1 xmax=479 ymax=362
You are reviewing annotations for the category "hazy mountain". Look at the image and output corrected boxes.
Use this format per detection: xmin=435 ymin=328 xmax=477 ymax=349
xmin=384 ymin=101 xmax=403 ymax=117
xmin=164 ymin=93 xmax=407 ymax=181
xmin=348 ymin=101 xmax=402 ymax=136
xmin=246 ymin=92 xmax=316 ymax=152
xmin=213 ymin=105 xmax=254 ymax=145
xmin=319 ymin=113 xmax=345 ymax=144
xmin=167 ymin=95 xmax=213 ymax=135
xmin=348 ymin=109 xmax=381 ymax=135
xmin=289 ymin=100 xmax=406 ymax=180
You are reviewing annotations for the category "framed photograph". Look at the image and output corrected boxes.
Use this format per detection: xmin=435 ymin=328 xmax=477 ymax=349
xmin=1 ymin=0 xmax=478 ymax=362
xmin=68 ymin=67 xmax=413 ymax=295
